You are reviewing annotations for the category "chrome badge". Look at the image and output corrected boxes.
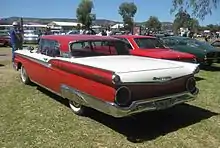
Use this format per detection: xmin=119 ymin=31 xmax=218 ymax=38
xmin=153 ymin=76 xmax=172 ymax=81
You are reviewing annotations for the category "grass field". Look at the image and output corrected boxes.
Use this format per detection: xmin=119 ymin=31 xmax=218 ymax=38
xmin=0 ymin=47 xmax=220 ymax=148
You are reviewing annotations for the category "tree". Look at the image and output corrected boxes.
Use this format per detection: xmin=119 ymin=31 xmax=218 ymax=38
xmin=171 ymin=0 xmax=220 ymax=20
xmin=189 ymin=18 xmax=200 ymax=32
xmin=206 ymin=24 xmax=220 ymax=32
xmin=76 ymin=0 xmax=94 ymax=29
xmin=145 ymin=16 xmax=162 ymax=32
xmin=173 ymin=10 xmax=200 ymax=33
xmin=118 ymin=2 xmax=137 ymax=33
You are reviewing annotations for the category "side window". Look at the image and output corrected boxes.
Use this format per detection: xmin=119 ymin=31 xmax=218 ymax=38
xmin=53 ymin=41 xmax=61 ymax=57
xmin=39 ymin=39 xmax=60 ymax=57
xmin=116 ymin=38 xmax=133 ymax=49
xmin=72 ymin=41 xmax=91 ymax=50
xmin=70 ymin=40 xmax=130 ymax=57
xmin=162 ymin=38 xmax=175 ymax=46
xmin=38 ymin=39 xmax=47 ymax=55
xmin=122 ymin=38 xmax=133 ymax=49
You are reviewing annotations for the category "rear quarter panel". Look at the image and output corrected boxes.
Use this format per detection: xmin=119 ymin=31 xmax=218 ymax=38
xmin=50 ymin=59 xmax=117 ymax=103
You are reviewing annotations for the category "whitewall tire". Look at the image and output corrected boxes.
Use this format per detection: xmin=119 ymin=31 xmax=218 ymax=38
xmin=20 ymin=66 xmax=31 ymax=85
xmin=69 ymin=100 xmax=87 ymax=116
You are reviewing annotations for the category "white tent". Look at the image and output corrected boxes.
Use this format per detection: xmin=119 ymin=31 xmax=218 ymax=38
xmin=91 ymin=25 xmax=102 ymax=29
xmin=111 ymin=24 xmax=124 ymax=29
xmin=47 ymin=21 xmax=82 ymax=27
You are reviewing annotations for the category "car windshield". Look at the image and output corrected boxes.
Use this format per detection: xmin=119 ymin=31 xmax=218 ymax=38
xmin=133 ymin=38 xmax=165 ymax=49
xmin=70 ymin=40 xmax=130 ymax=57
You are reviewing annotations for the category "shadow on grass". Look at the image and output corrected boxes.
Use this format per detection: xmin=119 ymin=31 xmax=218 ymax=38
xmin=36 ymin=86 xmax=69 ymax=107
xmin=89 ymin=104 xmax=219 ymax=143
xmin=195 ymin=76 xmax=205 ymax=82
xmin=200 ymin=64 xmax=220 ymax=72
xmin=36 ymin=86 xmax=219 ymax=143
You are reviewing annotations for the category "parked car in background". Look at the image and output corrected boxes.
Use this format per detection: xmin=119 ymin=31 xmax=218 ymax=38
xmin=14 ymin=35 xmax=199 ymax=118
xmin=0 ymin=30 xmax=11 ymax=47
xmin=23 ymin=30 xmax=39 ymax=44
xmin=160 ymin=36 xmax=220 ymax=66
xmin=66 ymin=30 xmax=80 ymax=35
xmin=211 ymin=39 xmax=220 ymax=49
xmin=112 ymin=35 xmax=197 ymax=63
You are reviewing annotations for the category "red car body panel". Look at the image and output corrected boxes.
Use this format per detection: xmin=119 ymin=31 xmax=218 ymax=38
xmin=112 ymin=35 xmax=196 ymax=61
xmin=15 ymin=55 xmax=116 ymax=103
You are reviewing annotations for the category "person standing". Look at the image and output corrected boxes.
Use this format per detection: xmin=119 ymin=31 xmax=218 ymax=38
xmin=101 ymin=30 xmax=107 ymax=36
xmin=10 ymin=21 xmax=22 ymax=63
xmin=44 ymin=26 xmax=52 ymax=35
xmin=106 ymin=28 xmax=112 ymax=36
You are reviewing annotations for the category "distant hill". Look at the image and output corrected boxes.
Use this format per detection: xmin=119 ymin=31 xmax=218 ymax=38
xmin=0 ymin=17 xmax=173 ymax=28
xmin=0 ymin=17 xmax=121 ymax=26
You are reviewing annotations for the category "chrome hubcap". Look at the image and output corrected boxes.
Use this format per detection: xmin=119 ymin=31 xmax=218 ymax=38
xmin=21 ymin=67 xmax=27 ymax=82
xmin=70 ymin=100 xmax=81 ymax=108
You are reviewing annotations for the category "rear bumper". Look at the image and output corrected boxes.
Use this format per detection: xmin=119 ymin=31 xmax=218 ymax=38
xmin=61 ymin=84 xmax=199 ymax=118
xmin=103 ymin=90 xmax=199 ymax=117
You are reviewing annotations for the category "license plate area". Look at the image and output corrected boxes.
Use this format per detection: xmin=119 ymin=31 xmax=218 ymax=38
xmin=155 ymin=98 xmax=176 ymax=110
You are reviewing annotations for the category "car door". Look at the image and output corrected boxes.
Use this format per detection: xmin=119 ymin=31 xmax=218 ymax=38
xmin=21 ymin=39 xmax=52 ymax=85
xmin=40 ymin=40 xmax=62 ymax=93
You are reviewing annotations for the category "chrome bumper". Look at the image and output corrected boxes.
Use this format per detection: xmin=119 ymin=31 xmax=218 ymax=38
xmin=61 ymin=84 xmax=199 ymax=118
xmin=106 ymin=90 xmax=198 ymax=117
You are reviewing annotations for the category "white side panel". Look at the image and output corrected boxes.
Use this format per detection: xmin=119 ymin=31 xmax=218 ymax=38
xmin=15 ymin=49 xmax=53 ymax=63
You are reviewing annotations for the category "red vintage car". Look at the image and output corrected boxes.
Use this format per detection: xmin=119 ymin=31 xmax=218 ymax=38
xmin=14 ymin=35 xmax=199 ymax=118
xmin=112 ymin=35 xmax=196 ymax=62
xmin=0 ymin=30 xmax=11 ymax=47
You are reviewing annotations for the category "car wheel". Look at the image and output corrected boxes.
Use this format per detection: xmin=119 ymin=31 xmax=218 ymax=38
xmin=3 ymin=42 xmax=8 ymax=47
xmin=20 ymin=65 xmax=31 ymax=84
xmin=69 ymin=100 xmax=87 ymax=116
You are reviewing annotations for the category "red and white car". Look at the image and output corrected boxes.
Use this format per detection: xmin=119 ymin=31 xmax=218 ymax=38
xmin=14 ymin=35 xmax=199 ymax=118
xmin=112 ymin=35 xmax=197 ymax=63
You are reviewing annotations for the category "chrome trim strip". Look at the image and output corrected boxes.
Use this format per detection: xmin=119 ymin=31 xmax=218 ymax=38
xmin=60 ymin=84 xmax=199 ymax=118
xmin=117 ymin=74 xmax=193 ymax=85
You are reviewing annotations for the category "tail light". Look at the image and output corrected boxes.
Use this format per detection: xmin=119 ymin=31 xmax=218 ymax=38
xmin=115 ymin=86 xmax=131 ymax=107
xmin=186 ymin=77 xmax=197 ymax=94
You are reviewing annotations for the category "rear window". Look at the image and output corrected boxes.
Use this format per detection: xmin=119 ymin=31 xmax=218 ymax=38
xmin=134 ymin=38 xmax=165 ymax=49
xmin=70 ymin=40 xmax=130 ymax=57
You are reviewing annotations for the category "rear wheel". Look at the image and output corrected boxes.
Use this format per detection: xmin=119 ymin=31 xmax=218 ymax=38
xmin=20 ymin=65 xmax=31 ymax=84
xmin=69 ymin=100 xmax=87 ymax=116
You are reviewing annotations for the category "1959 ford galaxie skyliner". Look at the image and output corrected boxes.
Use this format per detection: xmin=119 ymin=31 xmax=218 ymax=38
xmin=14 ymin=35 xmax=200 ymax=118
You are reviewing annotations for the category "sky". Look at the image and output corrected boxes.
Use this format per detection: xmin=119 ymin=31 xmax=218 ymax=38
xmin=0 ymin=0 xmax=219 ymax=25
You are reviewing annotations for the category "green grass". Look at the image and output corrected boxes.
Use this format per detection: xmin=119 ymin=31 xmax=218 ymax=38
xmin=0 ymin=47 xmax=220 ymax=148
